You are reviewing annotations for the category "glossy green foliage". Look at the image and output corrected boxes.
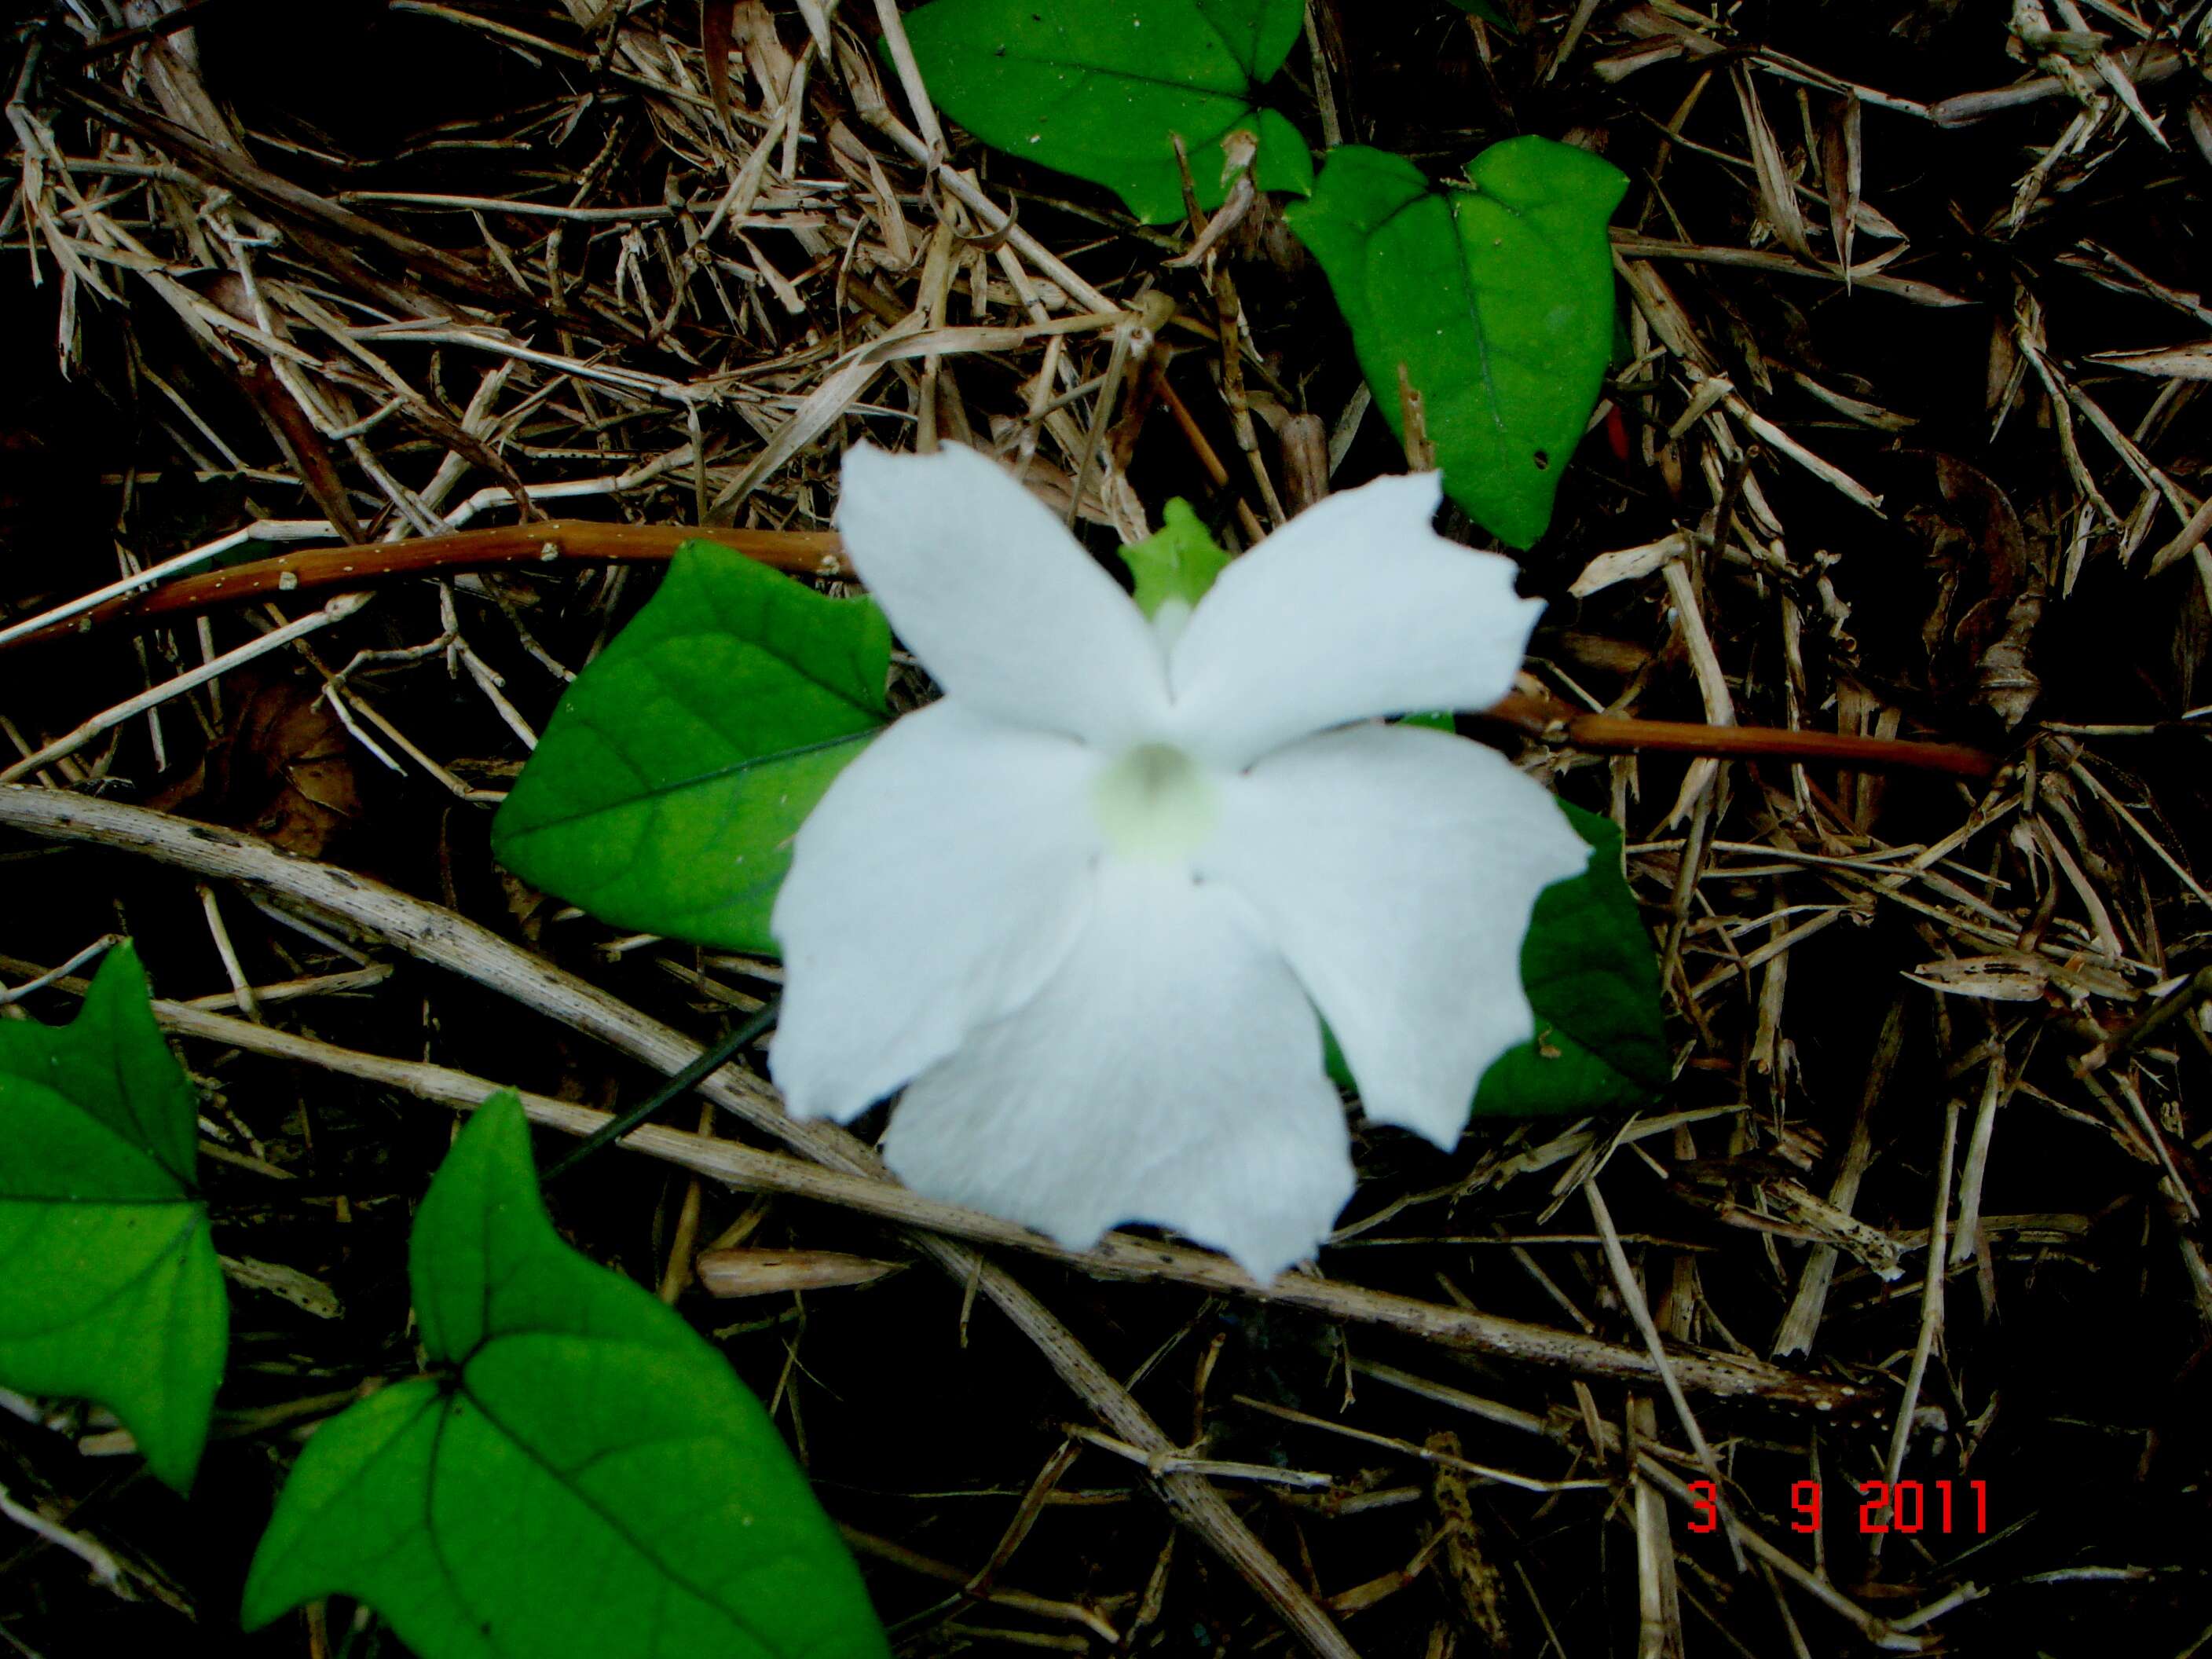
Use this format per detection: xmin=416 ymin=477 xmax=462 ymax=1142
xmin=243 ymin=1095 xmax=888 ymax=1659
xmin=902 ymin=0 xmax=1313 ymax=222
xmin=492 ymin=543 xmax=891 ymax=953
xmin=1287 ymin=139 xmax=1628 ymax=548
xmin=0 ymin=944 xmax=226 ymax=1491
xmin=1470 ymin=802 xmax=1669 ymax=1115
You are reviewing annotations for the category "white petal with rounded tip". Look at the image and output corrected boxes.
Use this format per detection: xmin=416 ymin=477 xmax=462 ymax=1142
xmin=769 ymin=699 xmax=1102 ymax=1123
xmin=836 ymin=443 xmax=1170 ymax=747
xmin=883 ymin=861 xmax=1356 ymax=1282
xmin=1199 ymin=723 xmax=1591 ymax=1147
xmin=1166 ymin=474 xmax=1542 ymax=767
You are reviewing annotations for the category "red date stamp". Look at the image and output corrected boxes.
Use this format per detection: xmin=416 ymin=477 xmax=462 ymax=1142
xmin=1685 ymin=1479 xmax=1989 ymax=1535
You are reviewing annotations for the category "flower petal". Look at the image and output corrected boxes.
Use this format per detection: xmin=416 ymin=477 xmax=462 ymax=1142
xmin=882 ymin=861 xmax=1355 ymax=1281
xmin=1166 ymin=474 xmax=1541 ymax=767
xmin=1199 ymin=723 xmax=1591 ymax=1145
xmin=837 ymin=443 xmax=1170 ymax=746
xmin=769 ymin=699 xmax=1101 ymax=1122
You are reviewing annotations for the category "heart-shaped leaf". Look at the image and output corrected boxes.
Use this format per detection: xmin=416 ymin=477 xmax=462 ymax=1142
xmin=0 ymin=943 xmax=226 ymax=1492
xmin=902 ymin=0 xmax=1314 ymax=222
xmin=1329 ymin=800 xmax=1668 ymax=1119
xmin=1287 ymin=139 xmax=1628 ymax=548
xmin=1194 ymin=0 xmax=1306 ymax=77
xmin=243 ymin=1094 xmax=888 ymax=1659
xmin=492 ymin=542 xmax=891 ymax=954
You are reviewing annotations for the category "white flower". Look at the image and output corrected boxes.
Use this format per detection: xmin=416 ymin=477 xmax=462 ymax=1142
xmin=768 ymin=443 xmax=1590 ymax=1281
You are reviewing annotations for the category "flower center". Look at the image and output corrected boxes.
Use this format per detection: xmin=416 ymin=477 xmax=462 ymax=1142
xmin=1093 ymin=742 xmax=1217 ymax=863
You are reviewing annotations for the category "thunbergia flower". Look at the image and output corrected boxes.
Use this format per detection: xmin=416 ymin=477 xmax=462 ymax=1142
xmin=768 ymin=443 xmax=1590 ymax=1281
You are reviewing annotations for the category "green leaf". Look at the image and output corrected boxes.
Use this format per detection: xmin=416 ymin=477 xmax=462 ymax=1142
xmin=1327 ymin=800 xmax=1668 ymax=1121
xmin=1118 ymin=497 xmax=1232 ymax=620
xmin=243 ymin=1094 xmax=888 ymax=1659
xmin=1473 ymin=801 xmax=1669 ymax=1115
xmin=0 ymin=943 xmax=226 ymax=1492
xmin=1194 ymin=0 xmax=1306 ymax=77
xmin=902 ymin=0 xmax=1314 ymax=223
xmin=492 ymin=542 xmax=891 ymax=954
xmin=1287 ymin=139 xmax=1628 ymax=548
xmin=1445 ymin=0 xmax=1513 ymax=26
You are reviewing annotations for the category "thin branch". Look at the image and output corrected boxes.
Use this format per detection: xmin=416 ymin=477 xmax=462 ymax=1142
xmin=0 ymin=786 xmax=1872 ymax=1415
xmin=4 ymin=520 xmax=847 ymax=648
xmin=1489 ymin=691 xmax=2001 ymax=781
xmin=0 ymin=784 xmax=1345 ymax=1659
xmin=6 ymin=544 xmax=2001 ymax=783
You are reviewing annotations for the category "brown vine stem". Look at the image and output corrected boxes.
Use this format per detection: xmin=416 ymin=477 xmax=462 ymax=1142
xmin=2 ymin=521 xmax=849 ymax=649
xmin=1485 ymin=691 xmax=2001 ymax=782
xmin=7 ymin=526 xmax=2002 ymax=783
